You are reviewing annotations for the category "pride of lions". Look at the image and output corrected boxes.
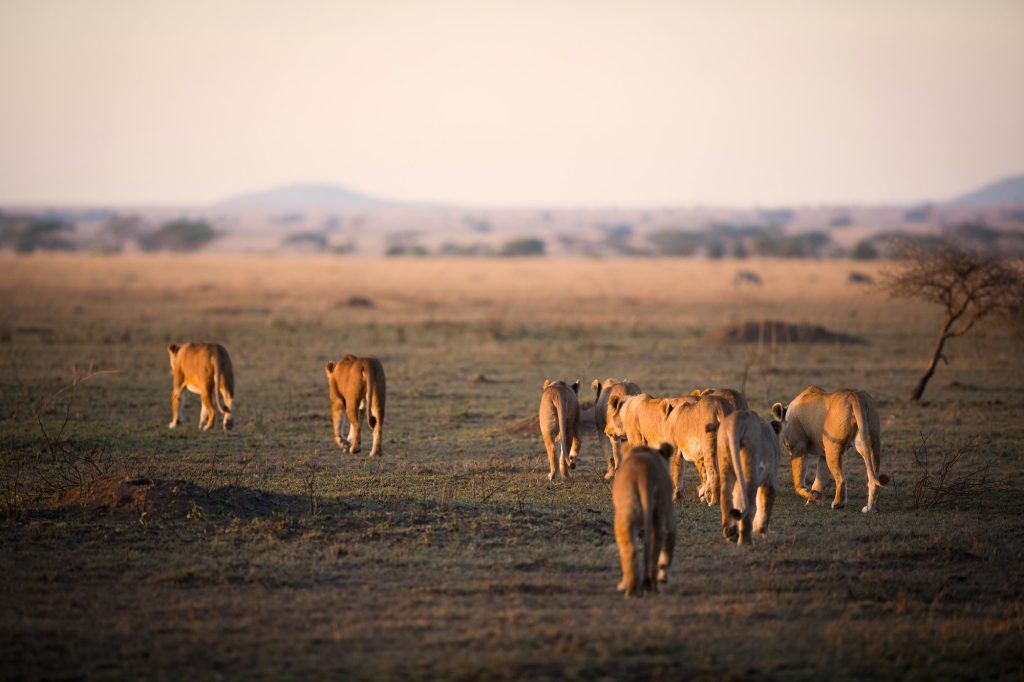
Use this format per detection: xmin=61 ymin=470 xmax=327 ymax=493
xmin=540 ymin=377 xmax=889 ymax=597
xmin=165 ymin=342 xmax=888 ymax=599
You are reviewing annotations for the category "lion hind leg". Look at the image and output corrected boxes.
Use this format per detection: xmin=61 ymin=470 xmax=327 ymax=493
xmin=170 ymin=387 xmax=185 ymax=429
xmin=369 ymin=419 xmax=383 ymax=458
xmin=346 ymin=404 xmax=361 ymax=454
xmin=605 ymin=436 xmax=620 ymax=480
xmin=219 ymin=384 xmax=234 ymax=432
xmin=558 ymin=436 xmax=571 ymax=480
xmin=825 ymin=444 xmax=847 ymax=510
xmin=811 ymin=455 xmax=829 ymax=495
xmin=856 ymin=436 xmax=882 ymax=513
xmin=615 ymin=508 xmax=641 ymax=596
xmin=542 ymin=428 xmax=557 ymax=481
xmin=669 ymin=451 xmax=683 ymax=500
xmin=737 ymin=482 xmax=757 ymax=545
xmin=200 ymin=390 xmax=216 ymax=431
xmin=568 ymin=433 xmax=580 ymax=470
xmin=657 ymin=520 xmax=675 ymax=584
xmin=754 ymin=485 xmax=775 ymax=535
xmin=647 ymin=521 xmax=661 ymax=593
xmin=331 ymin=402 xmax=350 ymax=451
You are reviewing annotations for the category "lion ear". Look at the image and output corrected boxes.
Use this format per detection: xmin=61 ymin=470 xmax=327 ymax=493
xmin=325 ymin=361 xmax=336 ymax=374
xmin=689 ymin=388 xmax=701 ymax=396
xmin=609 ymin=395 xmax=622 ymax=412
xmin=770 ymin=419 xmax=783 ymax=434
xmin=658 ymin=442 xmax=674 ymax=459
xmin=571 ymin=380 xmax=580 ymax=395
xmin=543 ymin=379 xmax=552 ymax=389
xmin=591 ymin=379 xmax=600 ymax=392
xmin=771 ymin=402 xmax=786 ymax=422
xmin=661 ymin=401 xmax=674 ymax=418
xmin=167 ymin=344 xmax=179 ymax=355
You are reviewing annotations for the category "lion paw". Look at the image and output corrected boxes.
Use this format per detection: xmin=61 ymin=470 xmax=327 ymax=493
xmin=861 ymin=505 xmax=878 ymax=513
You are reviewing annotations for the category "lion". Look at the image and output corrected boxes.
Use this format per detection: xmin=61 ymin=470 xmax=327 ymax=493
xmin=324 ymin=354 xmax=386 ymax=456
xmin=689 ymin=387 xmax=749 ymax=411
xmin=771 ymin=386 xmax=890 ymax=513
xmin=612 ymin=442 xmax=676 ymax=597
xmin=717 ymin=410 xmax=781 ymax=544
xmin=167 ymin=342 xmax=234 ymax=432
xmin=605 ymin=392 xmax=671 ymax=458
xmin=539 ymin=379 xmax=581 ymax=480
xmin=661 ymin=394 xmax=733 ymax=504
xmin=592 ymin=378 xmax=642 ymax=478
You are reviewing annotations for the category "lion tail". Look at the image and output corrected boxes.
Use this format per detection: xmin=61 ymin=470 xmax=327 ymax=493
xmin=212 ymin=350 xmax=230 ymax=416
xmin=554 ymin=394 xmax=569 ymax=466
xmin=362 ymin=360 xmax=384 ymax=429
xmin=852 ymin=397 xmax=888 ymax=487
xmin=723 ymin=414 xmax=748 ymax=519
xmin=636 ymin=481 xmax=656 ymax=590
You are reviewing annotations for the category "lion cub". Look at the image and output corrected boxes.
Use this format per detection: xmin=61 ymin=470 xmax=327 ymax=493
xmin=167 ymin=342 xmax=235 ymax=432
xmin=325 ymin=355 xmax=386 ymax=456
xmin=538 ymin=379 xmax=581 ymax=480
xmin=612 ymin=443 xmax=676 ymax=596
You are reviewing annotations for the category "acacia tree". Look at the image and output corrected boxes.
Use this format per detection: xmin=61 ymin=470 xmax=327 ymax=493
xmin=882 ymin=241 xmax=1024 ymax=401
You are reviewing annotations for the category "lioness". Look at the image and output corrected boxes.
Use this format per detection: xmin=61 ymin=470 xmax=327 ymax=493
xmin=167 ymin=342 xmax=234 ymax=432
xmin=613 ymin=442 xmax=676 ymax=597
xmin=717 ymin=410 xmax=780 ymax=544
xmin=539 ymin=379 xmax=581 ymax=480
xmin=606 ymin=392 xmax=670 ymax=454
xmin=689 ymin=387 xmax=749 ymax=411
xmin=592 ymin=378 xmax=642 ymax=478
xmin=325 ymin=354 xmax=386 ymax=456
xmin=771 ymin=386 xmax=890 ymax=513
xmin=662 ymin=394 xmax=733 ymax=504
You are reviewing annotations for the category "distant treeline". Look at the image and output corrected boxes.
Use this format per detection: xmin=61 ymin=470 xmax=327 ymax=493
xmin=3 ymin=210 xmax=1023 ymax=258
xmin=379 ymin=222 xmax=1024 ymax=259
xmin=0 ymin=213 xmax=218 ymax=253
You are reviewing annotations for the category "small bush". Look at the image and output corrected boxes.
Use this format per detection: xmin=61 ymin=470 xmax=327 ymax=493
xmin=499 ymin=238 xmax=545 ymax=257
xmin=647 ymin=230 xmax=698 ymax=256
xmin=851 ymin=239 xmax=879 ymax=260
xmin=139 ymin=220 xmax=218 ymax=252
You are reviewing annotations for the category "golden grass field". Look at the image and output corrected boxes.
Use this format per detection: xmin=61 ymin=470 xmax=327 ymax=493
xmin=1 ymin=253 xmax=1023 ymax=680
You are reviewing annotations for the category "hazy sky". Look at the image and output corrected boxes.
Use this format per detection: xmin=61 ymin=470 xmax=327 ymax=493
xmin=1 ymin=0 xmax=1022 ymax=206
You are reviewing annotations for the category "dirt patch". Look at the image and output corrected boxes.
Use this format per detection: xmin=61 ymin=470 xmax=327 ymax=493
xmin=53 ymin=476 xmax=299 ymax=522
xmin=55 ymin=476 xmax=205 ymax=522
xmin=706 ymin=320 xmax=865 ymax=345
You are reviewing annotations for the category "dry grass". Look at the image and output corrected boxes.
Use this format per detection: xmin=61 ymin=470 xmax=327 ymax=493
xmin=1 ymin=254 xmax=1023 ymax=680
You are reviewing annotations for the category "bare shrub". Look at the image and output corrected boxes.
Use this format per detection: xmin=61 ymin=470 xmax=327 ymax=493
xmin=906 ymin=433 xmax=992 ymax=509
xmin=0 ymin=366 xmax=120 ymax=517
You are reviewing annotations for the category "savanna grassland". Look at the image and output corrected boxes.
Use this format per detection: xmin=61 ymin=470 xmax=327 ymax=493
xmin=1 ymin=254 xmax=1023 ymax=681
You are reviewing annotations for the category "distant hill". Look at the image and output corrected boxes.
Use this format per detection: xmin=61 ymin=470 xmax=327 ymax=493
xmin=217 ymin=183 xmax=388 ymax=208
xmin=950 ymin=174 xmax=1024 ymax=206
